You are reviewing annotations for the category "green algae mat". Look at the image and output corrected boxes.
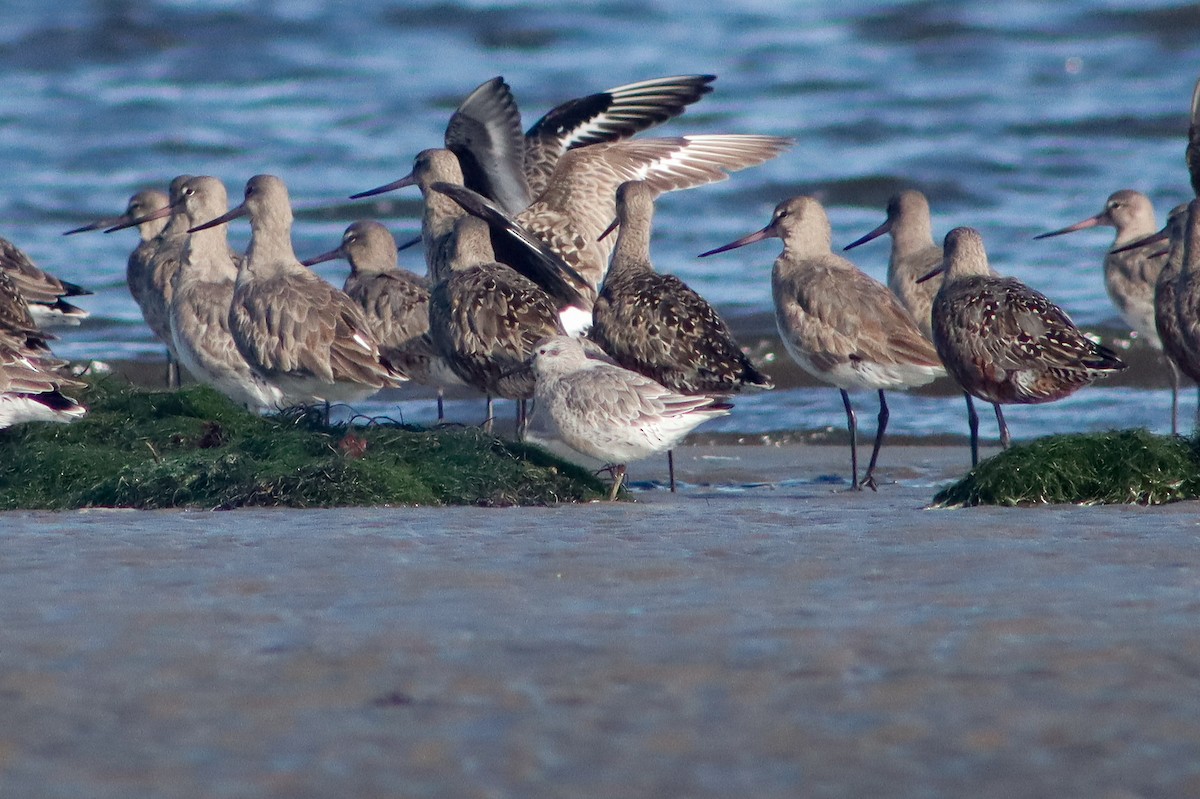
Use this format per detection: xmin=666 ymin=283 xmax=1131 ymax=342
xmin=0 ymin=382 xmax=607 ymax=509
xmin=933 ymin=429 xmax=1200 ymax=507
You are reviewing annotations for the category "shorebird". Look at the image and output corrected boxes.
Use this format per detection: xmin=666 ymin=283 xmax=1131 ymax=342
xmin=526 ymin=335 xmax=732 ymax=500
xmin=0 ymin=339 xmax=86 ymax=428
xmin=1188 ymin=77 xmax=1200 ymax=198
xmin=701 ymin=196 xmax=943 ymax=490
xmin=1034 ymin=190 xmax=1175 ymax=428
xmin=356 ymin=134 xmax=793 ymax=294
xmin=921 ymin=227 xmax=1126 ymax=459
xmin=1170 ymin=200 xmax=1200 ymax=410
xmin=189 ymin=174 xmax=404 ymax=410
xmin=592 ymin=180 xmax=772 ymax=489
xmin=352 ymin=149 xmax=465 ymax=280
xmin=427 ymin=180 xmax=595 ymax=335
xmin=0 ymin=270 xmax=85 ymax=428
xmin=65 ymin=189 xmax=170 ymax=320
xmin=167 ymin=176 xmax=286 ymax=413
xmin=1149 ymin=204 xmax=1200 ymax=430
xmin=844 ymin=189 xmax=1011 ymax=459
xmin=843 ymin=190 xmax=944 ymax=340
xmin=98 ymin=176 xmax=195 ymax=388
xmin=0 ymin=239 xmax=90 ymax=328
xmin=444 ymin=74 xmax=716 ymax=214
xmin=1034 ymin=190 xmax=1165 ymax=344
xmin=428 ymin=214 xmax=565 ymax=431
xmin=301 ymin=220 xmax=466 ymax=419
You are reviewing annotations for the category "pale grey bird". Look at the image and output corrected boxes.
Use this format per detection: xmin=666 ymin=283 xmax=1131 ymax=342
xmin=526 ymin=335 xmax=731 ymax=500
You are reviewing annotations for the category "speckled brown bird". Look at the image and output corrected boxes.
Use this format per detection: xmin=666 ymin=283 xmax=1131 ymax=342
xmin=427 ymin=214 xmax=565 ymax=430
xmin=1170 ymin=200 xmax=1200 ymax=419
xmin=0 ymin=269 xmax=84 ymax=427
xmin=591 ymin=181 xmax=770 ymax=490
xmin=0 ymin=237 xmax=90 ymax=328
xmin=925 ymin=227 xmax=1126 ymax=459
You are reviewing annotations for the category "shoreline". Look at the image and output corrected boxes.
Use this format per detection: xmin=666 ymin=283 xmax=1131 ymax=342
xmin=2 ymin=451 xmax=1197 ymax=796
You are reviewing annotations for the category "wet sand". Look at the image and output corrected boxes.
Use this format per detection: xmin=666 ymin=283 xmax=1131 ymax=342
xmin=2 ymin=443 xmax=1199 ymax=797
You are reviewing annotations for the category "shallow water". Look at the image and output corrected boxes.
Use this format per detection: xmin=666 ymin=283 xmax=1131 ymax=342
xmin=9 ymin=0 xmax=1200 ymax=438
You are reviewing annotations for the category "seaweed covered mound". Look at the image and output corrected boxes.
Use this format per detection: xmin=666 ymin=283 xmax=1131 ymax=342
xmin=932 ymin=429 xmax=1200 ymax=507
xmin=0 ymin=381 xmax=606 ymax=509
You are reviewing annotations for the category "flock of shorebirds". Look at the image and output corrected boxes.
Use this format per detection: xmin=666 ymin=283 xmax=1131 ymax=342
xmin=2 ymin=73 xmax=1199 ymax=498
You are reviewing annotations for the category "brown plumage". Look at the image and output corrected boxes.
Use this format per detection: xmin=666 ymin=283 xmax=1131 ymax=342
xmin=428 ymin=216 xmax=565 ymax=401
xmin=1146 ymin=204 xmax=1200 ymax=432
xmin=926 ymin=227 xmax=1125 ymax=458
xmin=1172 ymin=200 xmax=1200 ymax=392
xmin=843 ymin=189 xmax=944 ymax=341
xmin=303 ymin=220 xmax=461 ymax=391
xmin=0 ymin=269 xmax=85 ymax=427
xmin=66 ymin=188 xmax=171 ymax=334
xmin=591 ymin=181 xmax=772 ymax=395
xmin=189 ymin=175 xmax=404 ymax=406
xmin=518 ymin=134 xmax=792 ymax=293
xmin=443 ymin=74 xmax=716 ymax=215
xmin=701 ymin=195 xmax=942 ymax=490
xmin=169 ymin=176 xmax=286 ymax=412
xmin=0 ymin=238 xmax=90 ymax=328
xmin=1189 ymin=77 xmax=1200 ymax=198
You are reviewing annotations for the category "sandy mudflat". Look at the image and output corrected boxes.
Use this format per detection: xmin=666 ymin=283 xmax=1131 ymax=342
xmin=1 ymin=443 xmax=1199 ymax=798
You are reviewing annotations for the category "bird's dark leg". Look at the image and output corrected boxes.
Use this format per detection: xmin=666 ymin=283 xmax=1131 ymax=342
xmin=484 ymin=394 xmax=494 ymax=434
xmin=965 ymin=393 xmax=980 ymax=467
xmin=437 ymin=387 xmax=445 ymax=422
xmin=861 ymin=389 xmax=888 ymax=491
xmin=840 ymin=389 xmax=859 ymax=490
xmin=668 ymin=450 xmax=676 ymax=493
xmin=1168 ymin=358 xmax=1180 ymax=436
xmin=516 ymin=399 xmax=527 ymax=439
xmin=994 ymin=403 xmax=1010 ymax=449
xmin=609 ymin=464 xmax=627 ymax=501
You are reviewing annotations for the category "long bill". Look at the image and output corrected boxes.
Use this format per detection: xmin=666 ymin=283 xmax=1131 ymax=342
xmin=915 ymin=263 xmax=946 ymax=284
xmin=102 ymin=205 xmax=173 ymax=234
xmin=698 ymin=225 xmax=774 ymax=258
xmin=301 ymin=248 xmax=342 ymax=267
xmin=188 ymin=204 xmax=248 ymax=234
xmin=64 ymin=215 xmax=128 ymax=235
xmin=843 ymin=217 xmax=891 ymax=251
xmin=349 ymin=172 xmax=416 ymax=200
xmin=598 ymin=218 xmax=619 ymax=242
xmin=1033 ymin=214 xmax=1103 ymax=239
